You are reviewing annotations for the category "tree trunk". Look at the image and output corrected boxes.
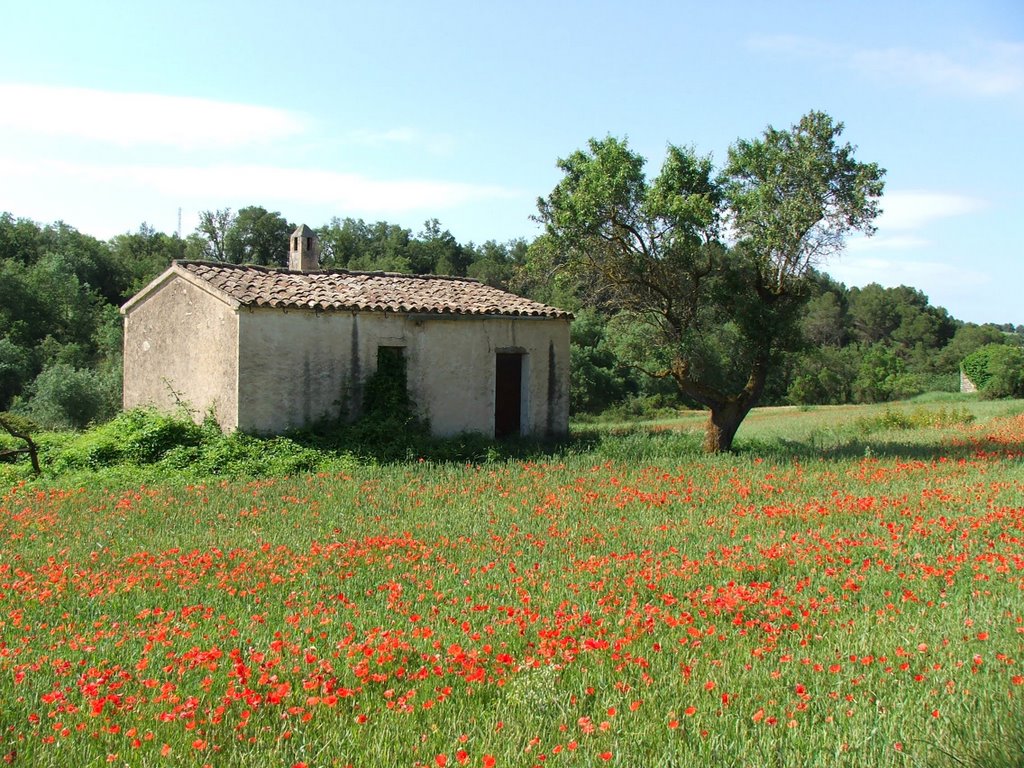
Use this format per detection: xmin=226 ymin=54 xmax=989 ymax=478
xmin=699 ymin=355 xmax=770 ymax=454
xmin=703 ymin=398 xmax=748 ymax=454
xmin=0 ymin=415 xmax=41 ymax=475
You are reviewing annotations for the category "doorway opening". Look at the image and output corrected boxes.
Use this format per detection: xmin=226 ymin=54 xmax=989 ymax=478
xmin=363 ymin=345 xmax=409 ymax=417
xmin=494 ymin=352 xmax=524 ymax=438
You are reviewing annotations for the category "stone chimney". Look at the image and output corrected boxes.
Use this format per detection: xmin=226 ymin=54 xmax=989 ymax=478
xmin=289 ymin=224 xmax=319 ymax=272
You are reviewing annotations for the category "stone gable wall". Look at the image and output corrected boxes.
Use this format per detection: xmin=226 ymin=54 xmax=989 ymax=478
xmin=122 ymin=275 xmax=240 ymax=429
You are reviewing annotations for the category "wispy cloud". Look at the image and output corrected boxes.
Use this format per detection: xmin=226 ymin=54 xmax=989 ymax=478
xmin=844 ymin=190 xmax=985 ymax=257
xmin=131 ymin=164 xmax=517 ymax=211
xmin=748 ymin=36 xmax=1024 ymax=99
xmin=0 ymin=155 xmax=519 ymax=215
xmin=828 ymin=255 xmax=990 ymax=297
xmin=0 ymin=85 xmax=514 ymax=237
xmin=874 ymin=190 xmax=986 ymax=231
xmin=0 ymin=84 xmax=308 ymax=148
xmin=344 ymin=127 xmax=457 ymax=155
xmin=846 ymin=234 xmax=930 ymax=252
xmin=830 ymin=188 xmax=991 ymax=308
xmin=852 ymin=41 xmax=1024 ymax=97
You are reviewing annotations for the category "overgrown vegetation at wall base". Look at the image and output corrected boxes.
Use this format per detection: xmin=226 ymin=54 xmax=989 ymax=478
xmin=1 ymin=407 xmax=1023 ymax=767
xmin=0 ymin=408 xmax=562 ymax=481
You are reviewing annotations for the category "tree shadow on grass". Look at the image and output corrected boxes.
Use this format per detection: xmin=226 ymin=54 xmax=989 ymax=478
xmin=579 ymin=412 xmax=1024 ymax=464
xmin=737 ymin=432 xmax=1023 ymax=463
xmin=369 ymin=423 xmax=1023 ymax=468
xmin=287 ymin=416 xmax=606 ymax=466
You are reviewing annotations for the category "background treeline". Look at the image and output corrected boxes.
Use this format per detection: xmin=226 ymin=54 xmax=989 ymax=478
xmin=551 ymin=274 xmax=1024 ymax=418
xmin=2 ymin=207 xmax=1021 ymax=430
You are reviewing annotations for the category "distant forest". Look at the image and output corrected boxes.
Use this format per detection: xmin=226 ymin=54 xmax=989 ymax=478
xmin=2 ymin=206 xmax=1022 ymax=430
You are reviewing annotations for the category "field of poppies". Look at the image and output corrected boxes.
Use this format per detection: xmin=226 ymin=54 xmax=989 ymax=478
xmin=2 ymin=407 xmax=1023 ymax=767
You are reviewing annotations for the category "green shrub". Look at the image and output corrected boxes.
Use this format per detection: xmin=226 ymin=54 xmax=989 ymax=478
xmin=786 ymin=346 xmax=857 ymax=405
xmin=851 ymin=345 xmax=903 ymax=403
xmin=962 ymin=345 xmax=995 ymax=390
xmin=0 ymin=338 xmax=33 ymax=410
xmin=15 ymin=363 xmax=119 ymax=429
xmin=50 ymin=409 xmax=209 ymax=471
xmin=584 ymin=394 xmax=683 ymax=424
xmin=50 ymin=429 xmax=125 ymax=471
xmin=187 ymin=432 xmax=320 ymax=477
xmin=569 ymin=311 xmax=634 ymax=413
xmin=962 ymin=344 xmax=1024 ymax=399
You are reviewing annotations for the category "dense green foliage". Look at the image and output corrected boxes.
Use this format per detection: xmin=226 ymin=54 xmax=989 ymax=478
xmin=0 ymin=211 xmax=529 ymax=428
xmin=536 ymin=112 xmax=886 ymax=451
xmin=963 ymin=343 xmax=1024 ymax=399
xmin=0 ymin=214 xmax=148 ymax=426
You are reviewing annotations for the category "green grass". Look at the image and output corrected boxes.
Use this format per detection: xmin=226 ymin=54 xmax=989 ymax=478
xmin=3 ymin=396 xmax=1022 ymax=485
xmin=578 ymin=396 xmax=1022 ymax=451
xmin=1 ymin=399 xmax=1023 ymax=767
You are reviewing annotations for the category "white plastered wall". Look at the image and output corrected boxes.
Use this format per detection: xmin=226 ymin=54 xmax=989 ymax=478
xmin=122 ymin=274 xmax=240 ymax=429
xmin=405 ymin=315 xmax=571 ymax=437
xmin=236 ymin=308 xmax=570 ymax=437
xmin=236 ymin=309 xmax=357 ymax=433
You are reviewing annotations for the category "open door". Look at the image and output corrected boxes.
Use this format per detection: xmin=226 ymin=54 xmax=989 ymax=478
xmin=494 ymin=352 xmax=523 ymax=438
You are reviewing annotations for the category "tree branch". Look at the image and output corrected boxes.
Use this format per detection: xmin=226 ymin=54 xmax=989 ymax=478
xmin=0 ymin=413 xmax=41 ymax=476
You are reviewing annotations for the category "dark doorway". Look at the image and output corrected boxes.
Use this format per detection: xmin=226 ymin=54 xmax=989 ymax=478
xmin=495 ymin=353 xmax=523 ymax=438
xmin=363 ymin=346 xmax=408 ymax=417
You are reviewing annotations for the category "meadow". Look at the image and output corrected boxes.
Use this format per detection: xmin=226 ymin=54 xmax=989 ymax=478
xmin=1 ymin=399 xmax=1023 ymax=767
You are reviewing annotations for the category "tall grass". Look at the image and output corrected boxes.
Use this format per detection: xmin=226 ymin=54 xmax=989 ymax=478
xmin=1 ymin=401 xmax=1022 ymax=766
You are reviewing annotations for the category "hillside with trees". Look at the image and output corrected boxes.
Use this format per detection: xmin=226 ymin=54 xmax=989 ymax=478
xmin=1 ymin=201 xmax=1021 ymax=433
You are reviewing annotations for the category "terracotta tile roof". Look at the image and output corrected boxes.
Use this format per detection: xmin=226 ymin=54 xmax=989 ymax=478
xmin=174 ymin=261 xmax=572 ymax=319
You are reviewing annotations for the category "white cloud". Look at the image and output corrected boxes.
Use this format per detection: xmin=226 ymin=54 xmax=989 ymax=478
xmin=829 ymin=255 xmax=989 ymax=294
xmin=0 ymin=84 xmax=307 ymax=148
xmin=747 ymin=36 xmax=1024 ymax=99
xmin=852 ymin=41 xmax=1024 ymax=97
xmin=874 ymin=190 xmax=986 ymax=232
xmin=344 ymin=127 xmax=455 ymax=155
xmin=836 ymin=190 xmax=984 ymax=257
xmin=117 ymin=164 xmax=515 ymax=211
xmin=846 ymin=234 xmax=930 ymax=252
xmin=0 ymin=155 xmax=519 ymax=218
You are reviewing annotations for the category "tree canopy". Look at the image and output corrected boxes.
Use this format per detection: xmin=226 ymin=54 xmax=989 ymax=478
xmin=187 ymin=207 xmax=294 ymax=267
xmin=536 ymin=111 xmax=886 ymax=452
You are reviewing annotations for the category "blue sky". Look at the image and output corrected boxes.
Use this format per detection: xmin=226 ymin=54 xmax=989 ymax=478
xmin=1 ymin=0 xmax=1021 ymax=324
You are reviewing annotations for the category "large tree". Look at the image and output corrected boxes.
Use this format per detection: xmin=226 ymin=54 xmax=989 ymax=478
xmin=224 ymin=206 xmax=294 ymax=267
xmin=188 ymin=208 xmax=234 ymax=262
xmin=537 ymin=111 xmax=884 ymax=452
xmin=187 ymin=207 xmax=294 ymax=267
xmin=107 ymin=223 xmax=187 ymax=294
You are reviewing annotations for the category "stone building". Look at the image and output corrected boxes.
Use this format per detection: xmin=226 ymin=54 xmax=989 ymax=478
xmin=121 ymin=226 xmax=572 ymax=437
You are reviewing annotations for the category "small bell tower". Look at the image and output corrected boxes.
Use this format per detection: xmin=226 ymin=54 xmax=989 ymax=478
xmin=289 ymin=224 xmax=319 ymax=272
